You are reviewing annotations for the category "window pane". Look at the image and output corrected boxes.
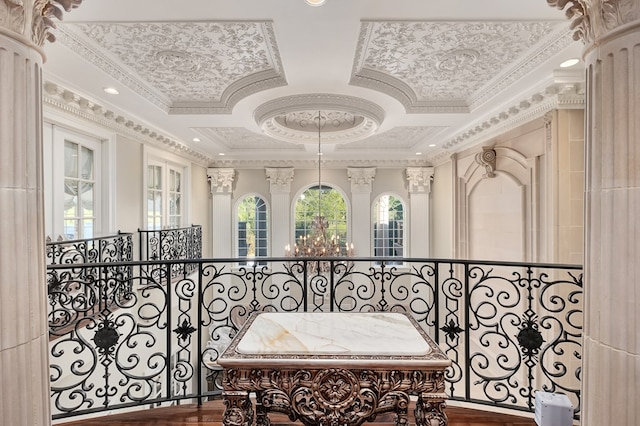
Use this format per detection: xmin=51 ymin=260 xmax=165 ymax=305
xmin=64 ymin=180 xmax=78 ymax=217
xmin=80 ymin=183 xmax=94 ymax=217
xmin=64 ymin=219 xmax=78 ymax=240
xmin=373 ymin=195 xmax=404 ymax=260
xmin=154 ymin=166 xmax=162 ymax=190
xmin=294 ymin=186 xmax=348 ymax=255
xmin=80 ymin=146 xmax=94 ymax=180
xmin=64 ymin=141 xmax=78 ymax=178
xmin=82 ymin=219 xmax=94 ymax=239
xmin=237 ymin=196 xmax=268 ymax=259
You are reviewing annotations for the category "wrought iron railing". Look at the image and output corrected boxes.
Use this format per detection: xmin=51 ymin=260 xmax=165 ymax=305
xmin=46 ymin=257 xmax=582 ymax=421
xmin=138 ymin=225 xmax=202 ymax=277
xmin=46 ymin=233 xmax=134 ymax=331
xmin=46 ymin=232 xmax=134 ymax=265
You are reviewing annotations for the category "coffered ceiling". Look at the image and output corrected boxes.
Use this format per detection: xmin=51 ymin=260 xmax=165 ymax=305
xmin=41 ymin=0 xmax=585 ymax=167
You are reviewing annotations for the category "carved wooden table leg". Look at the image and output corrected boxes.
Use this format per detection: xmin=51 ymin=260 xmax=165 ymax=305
xmin=222 ymin=391 xmax=254 ymax=426
xmin=255 ymin=391 xmax=271 ymax=426
xmin=393 ymin=395 xmax=410 ymax=426
xmin=415 ymin=393 xmax=448 ymax=426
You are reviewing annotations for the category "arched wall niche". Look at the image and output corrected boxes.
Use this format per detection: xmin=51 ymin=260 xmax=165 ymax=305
xmin=457 ymin=146 xmax=537 ymax=261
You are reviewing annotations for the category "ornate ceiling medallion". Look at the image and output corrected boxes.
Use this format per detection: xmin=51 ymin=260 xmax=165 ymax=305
xmin=254 ymin=94 xmax=384 ymax=145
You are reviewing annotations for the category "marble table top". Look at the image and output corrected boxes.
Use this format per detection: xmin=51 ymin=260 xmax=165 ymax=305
xmin=236 ymin=312 xmax=431 ymax=356
xmin=219 ymin=312 xmax=451 ymax=368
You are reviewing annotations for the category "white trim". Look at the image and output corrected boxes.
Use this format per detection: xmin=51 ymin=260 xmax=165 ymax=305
xmin=142 ymin=145 xmax=192 ymax=229
xmin=43 ymin=109 xmax=117 ymax=236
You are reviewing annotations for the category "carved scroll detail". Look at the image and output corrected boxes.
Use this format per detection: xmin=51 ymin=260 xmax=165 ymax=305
xmin=548 ymin=0 xmax=640 ymax=44
xmin=1 ymin=0 xmax=82 ymax=45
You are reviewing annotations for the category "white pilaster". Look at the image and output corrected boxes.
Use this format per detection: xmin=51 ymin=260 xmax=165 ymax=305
xmin=347 ymin=167 xmax=376 ymax=257
xmin=265 ymin=168 xmax=294 ymax=256
xmin=207 ymin=168 xmax=235 ymax=258
xmin=549 ymin=1 xmax=640 ymax=424
xmin=1 ymin=2 xmax=82 ymax=425
xmin=406 ymin=167 xmax=434 ymax=257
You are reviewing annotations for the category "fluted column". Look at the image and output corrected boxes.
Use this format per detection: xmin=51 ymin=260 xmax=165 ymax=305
xmin=0 ymin=2 xmax=81 ymax=425
xmin=265 ymin=167 xmax=294 ymax=256
xmin=406 ymin=167 xmax=434 ymax=257
xmin=549 ymin=1 xmax=640 ymax=424
xmin=347 ymin=167 xmax=376 ymax=257
xmin=207 ymin=168 xmax=235 ymax=258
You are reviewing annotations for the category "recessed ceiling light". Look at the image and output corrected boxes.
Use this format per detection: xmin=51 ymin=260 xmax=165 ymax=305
xmin=560 ymin=58 xmax=580 ymax=68
xmin=429 ymin=144 xmax=437 ymax=147
xmin=416 ymin=152 xmax=422 ymax=156
xmin=103 ymin=87 xmax=119 ymax=95
xmin=305 ymin=0 xmax=326 ymax=6
xmin=218 ymin=153 xmax=225 ymax=156
xmin=192 ymin=137 xmax=200 ymax=142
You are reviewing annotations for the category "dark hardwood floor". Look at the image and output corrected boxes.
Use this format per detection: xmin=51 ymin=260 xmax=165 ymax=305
xmin=57 ymin=400 xmax=537 ymax=426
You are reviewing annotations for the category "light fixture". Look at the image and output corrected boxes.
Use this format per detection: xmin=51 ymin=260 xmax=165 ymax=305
xmin=285 ymin=111 xmax=354 ymax=272
xmin=192 ymin=137 xmax=200 ymax=142
xmin=560 ymin=58 xmax=580 ymax=68
xmin=305 ymin=0 xmax=326 ymax=6
xmin=103 ymin=87 xmax=119 ymax=95
xmin=429 ymin=144 xmax=437 ymax=147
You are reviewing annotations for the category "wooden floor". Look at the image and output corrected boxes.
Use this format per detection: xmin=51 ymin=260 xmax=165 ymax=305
xmin=57 ymin=399 xmax=536 ymax=426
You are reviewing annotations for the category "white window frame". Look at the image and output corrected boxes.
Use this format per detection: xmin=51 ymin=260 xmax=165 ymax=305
xmin=43 ymin=119 xmax=114 ymax=241
xmin=234 ymin=194 xmax=270 ymax=263
xmin=372 ymin=193 xmax=406 ymax=263
xmin=143 ymin=146 xmax=191 ymax=230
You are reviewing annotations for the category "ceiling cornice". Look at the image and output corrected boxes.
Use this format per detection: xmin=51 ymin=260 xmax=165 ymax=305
xmin=42 ymin=81 xmax=215 ymax=165
xmin=427 ymin=71 xmax=585 ymax=165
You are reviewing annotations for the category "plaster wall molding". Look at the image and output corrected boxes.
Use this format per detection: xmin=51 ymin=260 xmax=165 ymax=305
xmin=43 ymin=81 xmax=214 ymax=165
xmin=428 ymin=77 xmax=585 ymax=166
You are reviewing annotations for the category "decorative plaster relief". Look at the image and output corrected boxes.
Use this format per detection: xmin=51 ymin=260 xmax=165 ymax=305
xmin=351 ymin=20 xmax=570 ymax=113
xmin=265 ymin=167 xmax=294 ymax=193
xmin=207 ymin=168 xmax=235 ymax=194
xmin=406 ymin=167 xmax=434 ymax=193
xmin=56 ymin=21 xmax=286 ymax=113
xmin=254 ymin=94 xmax=385 ymax=145
xmin=548 ymin=0 xmax=640 ymax=44
xmin=475 ymin=147 xmax=497 ymax=178
xmin=0 ymin=0 xmax=82 ymax=45
xmin=347 ymin=167 xmax=376 ymax=193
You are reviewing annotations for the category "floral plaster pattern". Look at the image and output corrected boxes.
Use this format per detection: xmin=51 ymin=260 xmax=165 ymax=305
xmin=56 ymin=21 xmax=285 ymax=113
xmin=351 ymin=21 xmax=572 ymax=113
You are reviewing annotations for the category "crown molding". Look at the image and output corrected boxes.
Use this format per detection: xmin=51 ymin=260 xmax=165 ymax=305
xmin=43 ymin=81 xmax=215 ymax=165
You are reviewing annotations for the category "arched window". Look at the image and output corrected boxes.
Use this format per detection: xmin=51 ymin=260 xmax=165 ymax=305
xmin=294 ymin=185 xmax=348 ymax=254
xmin=236 ymin=195 xmax=268 ymax=263
xmin=373 ymin=194 xmax=405 ymax=260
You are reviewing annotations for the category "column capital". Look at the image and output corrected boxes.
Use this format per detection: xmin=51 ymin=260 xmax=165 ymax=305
xmin=207 ymin=168 xmax=235 ymax=194
xmin=0 ymin=0 xmax=83 ymax=46
xmin=347 ymin=167 xmax=376 ymax=193
xmin=265 ymin=167 xmax=294 ymax=194
xmin=406 ymin=167 xmax=434 ymax=193
xmin=548 ymin=0 xmax=640 ymax=44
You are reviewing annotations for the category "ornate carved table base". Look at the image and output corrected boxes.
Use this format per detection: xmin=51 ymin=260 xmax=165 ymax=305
xmin=219 ymin=312 xmax=451 ymax=426
xmin=222 ymin=367 xmax=448 ymax=426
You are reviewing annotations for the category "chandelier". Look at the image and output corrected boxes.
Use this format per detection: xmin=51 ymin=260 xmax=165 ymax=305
xmin=285 ymin=111 xmax=354 ymax=272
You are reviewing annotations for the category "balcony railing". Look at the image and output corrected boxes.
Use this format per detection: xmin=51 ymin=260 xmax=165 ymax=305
xmin=46 ymin=257 xmax=582 ymax=421
xmin=138 ymin=225 xmax=202 ymax=277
